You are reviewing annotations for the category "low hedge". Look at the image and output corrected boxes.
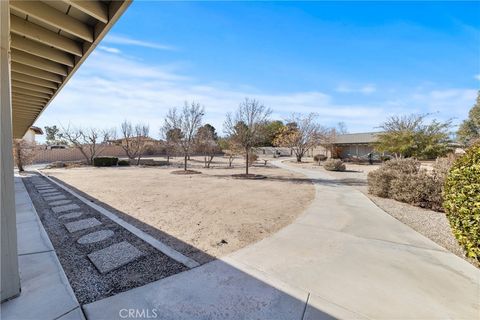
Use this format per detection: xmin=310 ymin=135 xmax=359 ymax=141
xmin=118 ymin=160 xmax=130 ymax=166
xmin=93 ymin=157 xmax=118 ymax=167
xmin=443 ymin=144 xmax=480 ymax=262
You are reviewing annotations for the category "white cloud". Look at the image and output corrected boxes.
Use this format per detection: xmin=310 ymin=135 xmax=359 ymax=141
xmin=35 ymin=50 xmax=474 ymax=138
xmin=103 ymin=34 xmax=177 ymax=51
xmin=336 ymin=83 xmax=376 ymax=94
xmin=98 ymin=46 xmax=121 ymax=54
xmin=475 ymin=74 xmax=480 ymax=81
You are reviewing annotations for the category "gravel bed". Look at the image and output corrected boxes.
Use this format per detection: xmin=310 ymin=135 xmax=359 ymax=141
xmin=24 ymin=174 xmax=187 ymax=304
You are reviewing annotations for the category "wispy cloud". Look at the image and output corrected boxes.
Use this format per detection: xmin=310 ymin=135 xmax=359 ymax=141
xmin=336 ymin=84 xmax=377 ymax=95
xmin=103 ymin=34 xmax=177 ymax=51
xmin=475 ymin=74 xmax=480 ymax=81
xmin=98 ymin=46 xmax=121 ymax=54
xmin=36 ymin=50 xmax=475 ymax=137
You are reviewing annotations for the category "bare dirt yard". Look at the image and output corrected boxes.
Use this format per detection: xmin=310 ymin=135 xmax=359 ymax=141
xmin=291 ymin=158 xmax=468 ymax=262
xmin=43 ymin=157 xmax=315 ymax=264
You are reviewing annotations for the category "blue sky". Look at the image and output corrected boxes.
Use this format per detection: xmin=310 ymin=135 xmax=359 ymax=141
xmin=37 ymin=1 xmax=480 ymax=138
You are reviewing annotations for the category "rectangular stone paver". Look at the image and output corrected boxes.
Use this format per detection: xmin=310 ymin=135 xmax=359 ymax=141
xmin=38 ymin=188 xmax=57 ymax=194
xmin=52 ymin=204 xmax=80 ymax=214
xmin=36 ymin=185 xmax=52 ymax=189
xmin=49 ymin=200 xmax=72 ymax=206
xmin=42 ymin=192 xmax=62 ymax=197
xmin=43 ymin=195 xmax=67 ymax=201
xmin=88 ymin=241 xmax=144 ymax=274
xmin=64 ymin=218 xmax=101 ymax=233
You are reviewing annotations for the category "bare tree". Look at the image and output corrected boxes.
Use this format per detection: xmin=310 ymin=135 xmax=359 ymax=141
xmin=224 ymin=98 xmax=271 ymax=175
xmin=120 ymin=120 xmax=150 ymax=165
xmin=61 ymin=125 xmax=114 ymax=165
xmin=163 ymin=101 xmax=205 ymax=171
xmin=195 ymin=124 xmax=220 ymax=168
xmin=13 ymin=139 xmax=36 ymax=172
xmin=273 ymin=113 xmax=326 ymax=162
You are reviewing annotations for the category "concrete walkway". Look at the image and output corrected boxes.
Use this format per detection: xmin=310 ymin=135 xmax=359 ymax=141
xmin=82 ymin=161 xmax=479 ymax=318
xmin=1 ymin=176 xmax=84 ymax=320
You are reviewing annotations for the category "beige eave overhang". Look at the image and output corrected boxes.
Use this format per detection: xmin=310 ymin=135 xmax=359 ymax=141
xmin=9 ymin=0 xmax=131 ymax=138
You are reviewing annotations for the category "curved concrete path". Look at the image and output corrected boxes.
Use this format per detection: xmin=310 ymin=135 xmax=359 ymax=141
xmin=84 ymin=160 xmax=480 ymax=319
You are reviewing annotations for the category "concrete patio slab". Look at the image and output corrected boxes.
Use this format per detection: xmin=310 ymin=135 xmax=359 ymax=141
xmin=64 ymin=217 xmax=102 ymax=233
xmin=1 ymin=252 xmax=82 ymax=320
xmin=83 ymin=259 xmax=309 ymax=319
xmin=87 ymin=241 xmax=144 ymax=274
xmin=17 ymin=219 xmax=53 ymax=255
xmin=1 ymin=176 xmax=83 ymax=320
xmin=57 ymin=307 xmax=85 ymax=320
xmin=52 ymin=203 xmax=80 ymax=214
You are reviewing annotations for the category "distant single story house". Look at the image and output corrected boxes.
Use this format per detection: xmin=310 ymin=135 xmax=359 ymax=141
xmin=307 ymin=132 xmax=381 ymax=159
xmin=333 ymin=132 xmax=379 ymax=158
xmin=22 ymin=126 xmax=43 ymax=144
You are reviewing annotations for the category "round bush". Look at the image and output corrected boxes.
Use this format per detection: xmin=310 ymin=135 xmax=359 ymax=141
xmin=367 ymin=158 xmax=420 ymax=198
xmin=443 ymin=144 xmax=480 ymax=262
xmin=314 ymin=154 xmax=327 ymax=162
xmin=323 ymin=159 xmax=346 ymax=171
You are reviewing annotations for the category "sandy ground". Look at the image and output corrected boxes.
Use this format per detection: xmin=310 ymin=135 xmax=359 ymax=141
xmin=43 ymin=157 xmax=315 ymax=263
xmin=291 ymin=158 xmax=469 ymax=263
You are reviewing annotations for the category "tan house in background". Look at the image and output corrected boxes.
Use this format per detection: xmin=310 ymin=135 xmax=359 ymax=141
xmin=21 ymin=126 xmax=43 ymax=144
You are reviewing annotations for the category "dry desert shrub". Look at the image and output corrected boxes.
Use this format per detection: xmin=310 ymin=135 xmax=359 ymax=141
xmin=368 ymin=157 xmax=452 ymax=212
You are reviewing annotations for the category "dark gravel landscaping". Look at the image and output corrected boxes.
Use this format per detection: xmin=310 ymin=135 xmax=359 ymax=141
xmin=24 ymin=174 xmax=187 ymax=305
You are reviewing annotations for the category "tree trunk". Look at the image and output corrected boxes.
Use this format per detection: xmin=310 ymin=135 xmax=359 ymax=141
xmin=15 ymin=145 xmax=24 ymax=172
xmin=296 ymin=155 xmax=302 ymax=162
xmin=245 ymin=148 xmax=249 ymax=175
xmin=184 ymin=155 xmax=187 ymax=171
xmin=166 ymin=155 xmax=170 ymax=164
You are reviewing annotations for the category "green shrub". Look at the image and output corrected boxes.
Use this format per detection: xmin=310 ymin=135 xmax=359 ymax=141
xmin=443 ymin=144 xmax=480 ymax=262
xmin=323 ymin=159 xmax=346 ymax=171
xmin=314 ymin=154 xmax=327 ymax=162
xmin=93 ymin=157 xmax=118 ymax=167
xmin=118 ymin=160 xmax=130 ymax=166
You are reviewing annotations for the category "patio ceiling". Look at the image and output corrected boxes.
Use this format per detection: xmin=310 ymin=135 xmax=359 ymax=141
xmin=9 ymin=0 xmax=131 ymax=138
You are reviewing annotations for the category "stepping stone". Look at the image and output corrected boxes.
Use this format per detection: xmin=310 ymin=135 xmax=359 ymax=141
xmin=36 ymin=185 xmax=52 ymax=189
xmin=64 ymin=218 xmax=101 ymax=233
xmin=48 ymin=199 xmax=72 ymax=206
xmin=88 ymin=241 xmax=144 ymax=274
xmin=43 ymin=194 xmax=66 ymax=201
xmin=58 ymin=212 xmax=83 ymax=220
xmin=38 ymin=188 xmax=57 ymax=194
xmin=42 ymin=191 xmax=61 ymax=196
xmin=52 ymin=204 xmax=80 ymax=214
xmin=77 ymin=230 xmax=114 ymax=244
